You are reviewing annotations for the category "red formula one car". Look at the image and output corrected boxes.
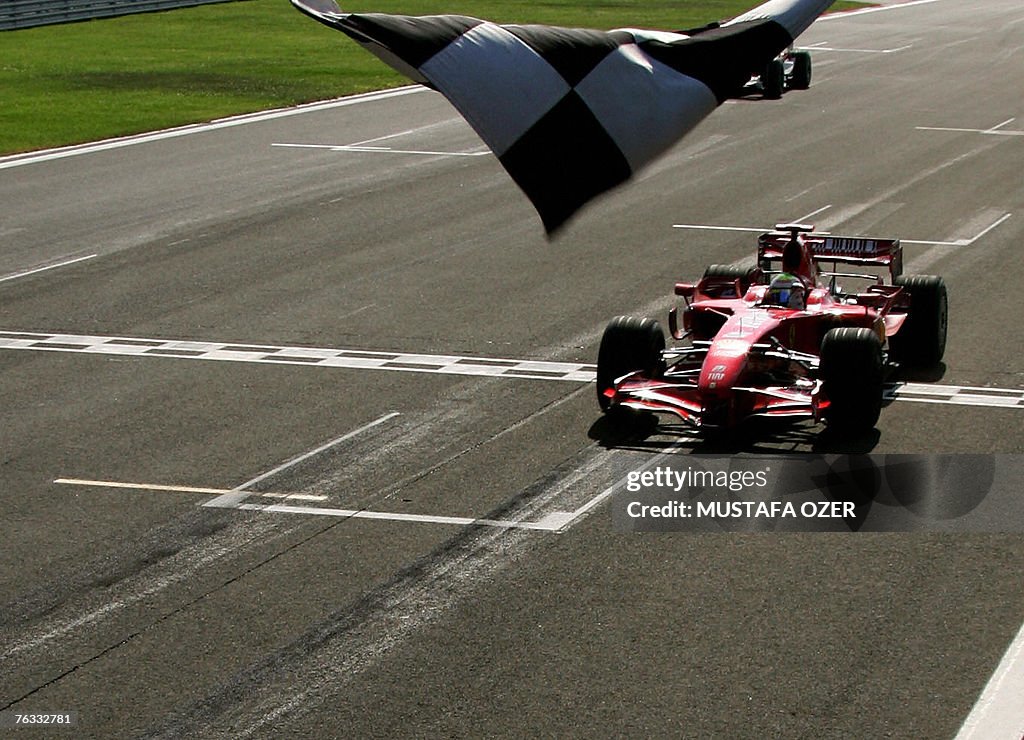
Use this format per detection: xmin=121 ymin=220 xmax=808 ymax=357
xmin=597 ymin=224 xmax=948 ymax=435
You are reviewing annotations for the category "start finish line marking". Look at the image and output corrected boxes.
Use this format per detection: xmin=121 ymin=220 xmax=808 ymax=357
xmin=0 ymin=330 xmax=594 ymax=383
xmin=3 ymin=329 xmax=1024 ymax=410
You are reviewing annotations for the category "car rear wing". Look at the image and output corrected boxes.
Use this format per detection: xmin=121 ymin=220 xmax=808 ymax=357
xmin=758 ymin=225 xmax=903 ymax=280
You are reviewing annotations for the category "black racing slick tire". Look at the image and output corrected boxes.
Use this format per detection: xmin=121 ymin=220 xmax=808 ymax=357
xmin=890 ymin=275 xmax=948 ymax=367
xmin=703 ymin=263 xmax=760 ymax=284
xmin=596 ymin=316 xmax=665 ymax=412
xmin=762 ymin=58 xmax=784 ymax=99
xmin=820 ymin=327 xmax=884 ymax=434
xmin=790 ymin=51 xmax=812 ymax=90
xmin=702 ymin=264 xmax=760 ymax=297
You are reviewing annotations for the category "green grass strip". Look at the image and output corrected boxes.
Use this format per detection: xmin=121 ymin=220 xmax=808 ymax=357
xmin=0 ymin=0 xmax=868 ymax=155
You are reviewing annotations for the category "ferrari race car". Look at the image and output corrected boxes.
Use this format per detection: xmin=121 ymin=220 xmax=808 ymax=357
xmin=755 ymin=48 xmax=813 ymax=99
xmin=597 ymin=224 xmax=948 ymax=435
xmin=679 ymin=21 xmax=812 ymax=100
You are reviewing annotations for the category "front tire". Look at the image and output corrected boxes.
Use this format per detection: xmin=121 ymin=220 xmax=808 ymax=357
xmin=790 ymin=51 xmax=812 ymax=90
xmin=596 ymin=316 xmax=665 ymax=412
xmin=821 ymin=327 xmax=883 ymax=434
xmin=762 ymin=59 xmax=784 ymax=99
xmin=890 ymin=275 xmax=947 ymax=367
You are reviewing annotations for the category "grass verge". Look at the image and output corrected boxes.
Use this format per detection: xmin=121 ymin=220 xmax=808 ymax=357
xmin=0 ymin=0 xmax=868 ymax=155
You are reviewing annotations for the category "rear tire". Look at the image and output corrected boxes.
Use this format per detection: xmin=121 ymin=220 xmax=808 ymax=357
xmin=790 ymin=51 xmax=812 ymax=90
xmin=890 ymin=275 xmax=947 ymax=367
xmin=702 ymin=264 xmax=761 ymax=296
xmin=596 ymin=316 xmax=665 ymax=412
xmin=762 ymin=59 xmax=784 ymax=99
xmin=821 ymin=327 xmax=883 ymax=434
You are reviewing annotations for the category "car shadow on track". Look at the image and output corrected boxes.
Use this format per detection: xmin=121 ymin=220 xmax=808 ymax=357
xmin=584 ymin=415 xmax=1003 ymax=533
xmin=587 ymin=411 xmax=881 ymax=456
xmin=894 ymin=361 xmax=948 ymax=384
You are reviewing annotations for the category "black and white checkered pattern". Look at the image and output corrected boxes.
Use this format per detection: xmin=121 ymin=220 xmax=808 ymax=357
xmin=884 ymin=383 xmax=1024 ymax=409
xmin=0 ymin=331 xmax=597 ymax=382
xmin=292 ymin=0 xmax=835 ymax=232
xmin=4 ymin=329 xmax=1024 ymax=411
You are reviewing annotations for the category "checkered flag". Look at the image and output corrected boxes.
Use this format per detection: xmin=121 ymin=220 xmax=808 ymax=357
xmin=293 ymin=0 xmax=834 ymax=233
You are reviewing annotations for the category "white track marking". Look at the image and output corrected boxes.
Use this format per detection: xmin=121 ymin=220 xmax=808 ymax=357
xmin=917 ymin=119 xmax=1024 ymax=137
xmin=51 ymin=481 xmax=607 ymax=533
xmin=0 ymin=330 xmax=597 ymax=382
xmin=211 ymin=454 xmax=610 ymax=737
xmin=233 ymin=502 xmax=565 ymax=531
xmin=959 ymin=213 xmax=1013 ymax=245
xmin=903 ymin=213 xmax=1012 ymax=248
xmin=202 ymin=412 xmax=401 ymax=509
xmin=986 ymin=118 xmax=1017 ymax=133
xmin=672 ymin=224 xmax=766 ymax=234
xmin=1 ymin=329 xmax=1022 ymax=411
xmin=956 ymin=620 xmax=1024 ymax=740
xmin=0 ymin=87 xmax=425 ymax=171
xmin=795 ymin=204 xmax=833 ymax=223
xmin=51 ymin=477 xmax=566 ymax=530
xmin=672 ymin=212 xmax=1012 ymax=247
xmin=3 ymin=415 xmax=402 ymax=664
xmin=798 ymin=43 xmax=913 ymax=53
xmin=888 ymin=379 xmax=1024 ymax=409
xmin=275 ymin=119 xmax=488 ymax=157
xmin=0 ymin=254 xmax=97 ymax=284
xmin=48 ymin=389 xmax=620 ymax=533
xmin=549 ymin=438 xmax=693 ymax=532
xmin=917 ymin=126 xmax=1024 ymax=137
xmin=819 ymin=0 xmax=947 ymax=20
xmin=273 ymin=142 xmax=488 ymax=157
xmin=346 ymin=120 xmax=461 ymax=148
xmin=54 ymin=478 xmax=328 ymax=502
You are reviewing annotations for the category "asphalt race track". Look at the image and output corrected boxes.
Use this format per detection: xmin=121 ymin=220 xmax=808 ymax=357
xmin=2 ymin=0 xmax=1023 ymax=737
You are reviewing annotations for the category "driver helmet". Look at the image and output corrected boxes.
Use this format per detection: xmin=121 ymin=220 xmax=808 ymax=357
xmin=764 ymin=272 xmax=805 ymax=308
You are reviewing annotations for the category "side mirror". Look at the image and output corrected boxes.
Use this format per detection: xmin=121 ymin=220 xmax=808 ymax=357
xmin=668 ymin=307 xmax=687 ymax=340
xmin=674 ymin=282 xmax=695 ymax=298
